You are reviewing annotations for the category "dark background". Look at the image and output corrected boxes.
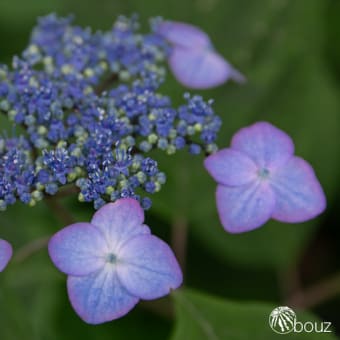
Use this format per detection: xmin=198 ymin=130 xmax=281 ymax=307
xmin=0 ymin=0 xmax=339 ymax=339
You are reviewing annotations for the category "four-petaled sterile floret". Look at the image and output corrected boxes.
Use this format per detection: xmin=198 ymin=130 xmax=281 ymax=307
xmin=205 ymin=122 xmax=326 ymax=233
xmin=48 ymin=198 xmax=183 ymax=324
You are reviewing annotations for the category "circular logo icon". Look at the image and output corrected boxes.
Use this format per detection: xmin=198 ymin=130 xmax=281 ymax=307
xmin=269 ymin=306 xmax=296 ymax=334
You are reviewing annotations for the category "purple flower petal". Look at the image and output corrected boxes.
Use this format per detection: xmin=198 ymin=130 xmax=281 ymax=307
xmin=271 ymin=156 xmax=326 ymax=222
xmin=204 ymin=149 xmax=258 ymax=186
xmin=67 ymin=268 xmax=138 ymax=324
xmin=91 ymin=198 xmax=150 ymax=250
xmin=231 ymin=122 xmax=294 ymax=170
xmin=48 ymin=223 xmax=108 ymax=276
xmin=0 ymin=239 xmax=12 ymax=272
xmin=117 ymin=235 xmax=183 ymax=300
xmin=216 ymin=182 xmax=275 ymax=233
xmin=169 ymin=47 xmax=245 ymax=89
xmin=157 ymin=21 xmax=210 ymax=49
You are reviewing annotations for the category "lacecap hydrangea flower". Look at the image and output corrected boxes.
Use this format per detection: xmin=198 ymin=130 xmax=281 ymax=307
xmin=0 ymin=14 xmax=223 ymax=211
xmin=204 ymin=122 xmax=326 ymax=233
xmin=0 ymin=239 xmax=12 ymax=272
xmin=157 ymin=20 xmax=245 ymax=89
xmin=48 ymin=198 xmax=182 ymax=324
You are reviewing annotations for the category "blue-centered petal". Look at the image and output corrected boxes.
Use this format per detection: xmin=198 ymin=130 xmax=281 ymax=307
xmin=231 ymin=122 xmax=295 ymax=170
xmin=117 ymin=235 xmax=183 ymax=300
xmin=67 ymin=267 xmax=138 ymax=324
xmin=204 ymin=148 xmax=258 ymax=186
xmin=216 ymin=182 xmax=275 ymax=233
xmin=91 ymin=198 xmax=150 ymax=251
xmin=48 ymin=223 xmax=108 ymax=276
xmin=271 ymin=156 xmax=326 ymax=222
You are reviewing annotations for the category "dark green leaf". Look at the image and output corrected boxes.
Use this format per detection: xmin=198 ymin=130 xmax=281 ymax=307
xmin=171 ymin=289 xmax=337 ymax=340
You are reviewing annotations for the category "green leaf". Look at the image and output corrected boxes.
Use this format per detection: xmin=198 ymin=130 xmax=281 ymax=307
xmin=171 ymin=289 xmax=337 ymax=340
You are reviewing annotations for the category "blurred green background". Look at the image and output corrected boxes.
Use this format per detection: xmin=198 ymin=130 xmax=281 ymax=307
xmin=0 ymin=0 xmax=340 ymax=339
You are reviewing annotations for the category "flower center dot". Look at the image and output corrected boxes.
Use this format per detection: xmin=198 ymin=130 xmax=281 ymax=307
xmin=258 ymin=168 xmax=270 ymax=179
xmin=106 ymin=253 xmax=117 ymax=264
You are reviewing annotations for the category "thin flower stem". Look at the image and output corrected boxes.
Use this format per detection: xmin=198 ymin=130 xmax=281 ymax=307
xmin=278 ymin=265 xmax=302 ymax=302
xmin=171 ymin=216 xmax=188 ymax=276
xmin=13 ymin=197 xmax=77 ymax=263
xmin=13 ymin=235 xmax=51 ymax=263
xmin=286 ymin=272 xmax=340 ymax=309
xmin=45 ymin=197 xmax=76 ymax=226
xmin=53 ymin=184 xmax=80 ymax=198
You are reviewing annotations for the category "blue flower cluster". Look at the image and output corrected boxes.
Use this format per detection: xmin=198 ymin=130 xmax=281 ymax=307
xmin=0 ymin=14 xmax=221 ymax=209
xmin=0 ymin=137 xmax=37 ymax=210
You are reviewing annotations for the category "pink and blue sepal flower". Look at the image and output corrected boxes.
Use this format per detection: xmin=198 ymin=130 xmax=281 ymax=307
xmin=157 ymin=20 xmax=245 ymax=89
xmin=204 ymin=121 xmax=326 ymax=233
xmin=48 ymin=198 xmax=183 ymax=324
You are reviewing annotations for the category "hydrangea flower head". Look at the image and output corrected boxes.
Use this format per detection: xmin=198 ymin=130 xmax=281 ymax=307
xmin=157 ymin=20 xmax=245 ymax=89
xmin=0 ymin=239 xmax=12 ymax=272
xmin=48 ymin=198 xmax=182 ymax=324
xmin=0 ymin=15 xmax=222 ymax=211
xmin=204 ymin=122 xmax=326 ymax=233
